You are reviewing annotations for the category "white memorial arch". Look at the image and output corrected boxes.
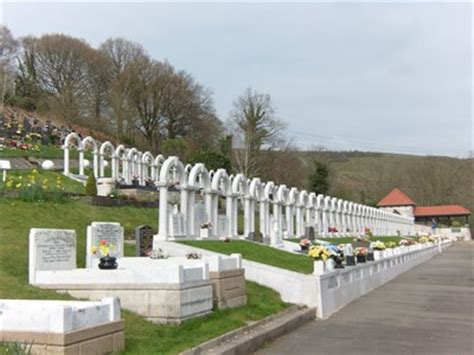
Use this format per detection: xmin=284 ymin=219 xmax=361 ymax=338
xmin=61 ymin=132 xmax=417 ymax=242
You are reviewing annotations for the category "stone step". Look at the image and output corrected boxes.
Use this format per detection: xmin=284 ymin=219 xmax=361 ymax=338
xmin=181 ymin=305 xmax=316 ymax=355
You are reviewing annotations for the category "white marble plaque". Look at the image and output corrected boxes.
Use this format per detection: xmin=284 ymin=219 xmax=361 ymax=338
xmin=217 ymin=215 xmax=229 ymax=237
xmin=86 ymin=222 xmax=123 ymax=268
xmin=169 ymin=213 xmax=186 ymax=238
xmin=29 ymin=228 xmax=76 ymax=283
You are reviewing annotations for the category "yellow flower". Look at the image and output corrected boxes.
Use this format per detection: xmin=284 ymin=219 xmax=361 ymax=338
xmin=15 ymin=183 xmax=22 ymax=189
xmin=32 ymin=169 xmax=38 ymax=175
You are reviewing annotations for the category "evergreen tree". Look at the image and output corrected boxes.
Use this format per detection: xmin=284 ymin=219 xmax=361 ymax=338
xmin=84 ymin=171 xmax=97 ymax=196
xmin=308 ymin=161 xmax=329 ymax=195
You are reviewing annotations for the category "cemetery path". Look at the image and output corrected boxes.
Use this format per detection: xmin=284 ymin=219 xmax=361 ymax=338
xmin=257 ymin=242 xmax=474 ymax=355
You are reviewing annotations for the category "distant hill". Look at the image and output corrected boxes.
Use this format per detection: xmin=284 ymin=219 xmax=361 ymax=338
xmin=301 ymin=150 xmax=473 ymax=227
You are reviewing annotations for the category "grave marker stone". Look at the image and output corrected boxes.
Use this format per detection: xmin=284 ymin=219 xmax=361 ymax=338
xmin=194 ymin=202 xmax=209 ymax=234
xmin=86 ymin=222 xmax=123 ymax=268
xmin=29 ymin=228 xmax=76 ymax=283
xmin=217 ymin=215 xmax=229 ymax=237
xmin=304 ymin=226 xmax=315 ymax=241
xmin=135 ymin=225 xmax=154 ymax=256
xmin=169 ymin=213 xmax=186 ymax=238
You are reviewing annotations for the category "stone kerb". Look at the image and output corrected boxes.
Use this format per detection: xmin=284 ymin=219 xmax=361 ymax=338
xmin=86 ymin=222 xmax=124 ymax=268
xmin=0 ymin=298 xmax=124 ymax=355
xmin=313 ymin=242 xmax=451 ymax=318
xmin=207 ymin=254 xmax=247 ymax=309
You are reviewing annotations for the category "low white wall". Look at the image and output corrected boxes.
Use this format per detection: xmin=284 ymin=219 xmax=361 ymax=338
xmin=315 ymin=241 xmax=450 ymax=318
xmin=435 ymin=227 xmax=471 ymax=241
xmin=0 ymin=298 xmax=120 ymax=333
xmin=165 ymin=240 xmax=452 ymax=319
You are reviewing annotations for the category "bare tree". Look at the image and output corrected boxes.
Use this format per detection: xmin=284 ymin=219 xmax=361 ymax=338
xmin=129 ymin=58 xmax=173 ymax=152
xmin=229 ymin=88 xmax=286 ymax=176
xmin=33 ymin=34 xmax=93 ymax=122
xmin=99 ymin=38 xmax=147 ymax=142
xmin=0 ymin=26 xmax=19 ymax=114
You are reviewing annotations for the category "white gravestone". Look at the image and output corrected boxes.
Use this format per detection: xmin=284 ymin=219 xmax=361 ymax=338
xmin=270 ymin=219 xmax=284 ymax=248
xmin=217 ymin=215 xmax=229 ymax=237
xmin=195 ymin=202 xmax=209 ymax=235
xmin=86 ymin=222 xmax=124 ymax=268
xmin=29 ymin=228 xmax=77 ymax=284
xmin=169 ymin=213 xmax=186 ymax=238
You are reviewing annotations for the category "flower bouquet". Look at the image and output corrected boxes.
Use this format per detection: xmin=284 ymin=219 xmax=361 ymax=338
xmin=354 ymin=247 xmax=368 ymax=263
xmin=90 ymin=239 xmax=117 ymax=270
xmin=371 ymin=240 xmax=386 ymax=260
xmin=200 ymin=222 xmax=212 ymax=239
xmin=419 ymin=236 xmax=429 ymax=244
xmin=309 ymin=245 xmax=331 ymax=275
xmin=299 ymin=239 xmax=312 ymax=251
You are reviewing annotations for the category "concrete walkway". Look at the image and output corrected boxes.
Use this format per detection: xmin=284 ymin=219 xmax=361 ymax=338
xmin=258 ymin=242 xmax=474 ymax=355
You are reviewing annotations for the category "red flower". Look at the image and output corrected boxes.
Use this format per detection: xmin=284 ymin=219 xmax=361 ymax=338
xmin=99 ymin=239 xmax=107 ymax=246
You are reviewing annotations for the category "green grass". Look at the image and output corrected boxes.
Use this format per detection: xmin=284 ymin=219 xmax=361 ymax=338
xmin=2 ymin=169 xmax=85 ymax=194
xmin=0 ymin=145 xmax=93 ymax=159
xmin=0 ymin=199 xmax=289 ymax=354
xmin=179 ymin=240 xmax=314 ymax=274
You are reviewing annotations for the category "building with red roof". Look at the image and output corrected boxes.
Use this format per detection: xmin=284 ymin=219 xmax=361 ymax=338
xmin=377 ymin=188 xmax=471 ymax=229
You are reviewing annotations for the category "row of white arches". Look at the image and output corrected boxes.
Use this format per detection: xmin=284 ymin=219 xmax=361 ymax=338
xmin=62 ymin=133 xmax=415 ymax=242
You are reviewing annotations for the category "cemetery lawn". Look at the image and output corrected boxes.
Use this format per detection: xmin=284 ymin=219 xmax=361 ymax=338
xmin=0 ymin=145 xmax=91 ymax=159
xmin=4 ymin=169 xmax=85 ymax=194
xmin=179 ymin=240 xmax=314 ymax=274
xmin=0 ymin=199 xmax=290 ymax=353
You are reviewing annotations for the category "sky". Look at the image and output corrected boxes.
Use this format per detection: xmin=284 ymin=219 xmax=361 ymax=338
xmin=1 ymin=1 xmax=472 ymax=157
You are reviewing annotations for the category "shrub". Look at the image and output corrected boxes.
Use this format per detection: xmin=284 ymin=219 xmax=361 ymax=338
xmin=84 ymin=172 xmax=97 ymax=196
xmin=188 ymin=151 xmax=231 ymax=172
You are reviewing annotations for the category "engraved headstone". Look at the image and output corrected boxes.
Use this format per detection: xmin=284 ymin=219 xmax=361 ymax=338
xmin=217 ymin=215 xmax=229 ymax=237
xmin=29 ymin=228 xmax=77 ymax=284
xmin=169 ymin=213 xmax=185 ymax=238
xmin=86 ymin=222 xmax=124 ymax=268
xmin=135 ymin=225 xmax=154 ymax=256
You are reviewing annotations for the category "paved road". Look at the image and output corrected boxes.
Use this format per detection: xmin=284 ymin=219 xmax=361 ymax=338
xmin=258 ymin=242 xmax=474 ymax=355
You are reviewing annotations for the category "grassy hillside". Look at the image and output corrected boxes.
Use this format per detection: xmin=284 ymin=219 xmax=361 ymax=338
xmin=302 ymin=151 xmax=473 ymax=229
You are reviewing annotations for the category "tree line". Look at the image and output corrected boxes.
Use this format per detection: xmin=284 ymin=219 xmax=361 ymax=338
xmin=1 ymin=25 xmax=312 ymax=184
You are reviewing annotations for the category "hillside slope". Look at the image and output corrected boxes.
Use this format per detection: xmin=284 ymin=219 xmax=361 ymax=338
xmin=303 ymin=151 xmax=473 ymax=225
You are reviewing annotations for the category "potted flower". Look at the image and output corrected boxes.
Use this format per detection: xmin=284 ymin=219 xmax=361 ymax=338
xmin=371 ymin=240 xmax=386 ymax=260
xmin=419 ymin=236 xmax=429 ymax=244
xmin=330 ymin=246 xmax=345 ymax=269
xmin=299 ymin=239 xmax=312 ymax=251
xmin=386 ymin=241 xmax=396 ymax=257
xmin=90 ymin=239 xmax=117 ymax=270
xmin=354 ymin=247 xmax=368 ymax=263
xmin=339 ymin=244 xmax=355 ymax=266
xmin=200 ymin=222 xmax=212 ymax=239
xmin=309 ymin=245 xmax=331 ymax=275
